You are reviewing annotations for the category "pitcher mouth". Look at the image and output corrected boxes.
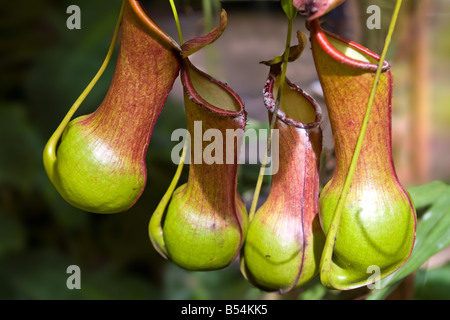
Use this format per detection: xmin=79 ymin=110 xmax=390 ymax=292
xmin=181 ymin=59 xmax=246 ymax=118
xmin=309 ymin=19 xmax=390 ymax=72
xmin=128 ymin=0 xmax=181 ymax=52
xmin=263 ymin=74 xmax=322 ymax=130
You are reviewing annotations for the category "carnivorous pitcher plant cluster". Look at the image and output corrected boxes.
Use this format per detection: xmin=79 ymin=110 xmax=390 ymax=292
xmin=44 ymin=0 xmax=416 ymax=291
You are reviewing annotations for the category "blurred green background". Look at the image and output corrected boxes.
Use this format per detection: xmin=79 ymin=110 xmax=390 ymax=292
xmin=0 ymin=0 xmax=449 ymax=299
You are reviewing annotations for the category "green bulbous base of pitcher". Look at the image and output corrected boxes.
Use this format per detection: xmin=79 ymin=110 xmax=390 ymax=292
xmin=52 ymin=117 xmax=146 ymax=214
xmin=163 ymin=183 xmax=247 ymax=271
xmin=243 ymin=212 xmax=324 ymax=292
xmin=319 ymin=183 xmax=416 ymax=289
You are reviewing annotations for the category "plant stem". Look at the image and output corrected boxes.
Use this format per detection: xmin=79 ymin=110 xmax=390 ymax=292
xmin=248 ymin=15 xmax=294 ymax=222
xmin=169 ymin=0 xmax=183 ymax=44
xmin=202 ymin=0 xmax=213 ymax=32
xmin=320 ymin=0 xmax=403 ymax=282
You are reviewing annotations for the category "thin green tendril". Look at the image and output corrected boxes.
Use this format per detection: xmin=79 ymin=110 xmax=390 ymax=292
xmin=249 ymin=3 xmax=296 ymax=222
xmin=320 ymin=0 xmax=404 ymax=285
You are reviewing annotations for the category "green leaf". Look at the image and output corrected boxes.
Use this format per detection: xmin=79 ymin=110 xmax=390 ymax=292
xmin=281 ymin=0 xmax=298 ymax=20
xmin=407 ymin=180 xmax=448 ymax=209
xmin=414 ymin=263 xmax=450 ymax=300
xmin=367 ymin=181 xmax=450 ymax=300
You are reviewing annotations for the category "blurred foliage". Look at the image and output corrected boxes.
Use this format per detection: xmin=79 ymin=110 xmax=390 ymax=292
xmin=0 ymin=0 xmax=449 ymax=300
xmin=414 ymin=263 xmax=450 ymax=300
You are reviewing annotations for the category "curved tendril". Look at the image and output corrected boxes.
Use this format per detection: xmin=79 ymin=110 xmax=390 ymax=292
xmin=319 ymin=0 xmax=404 ymax=286
xmin=248 ymin=11 xmax=295 ymax=222
xmin=169 ymin=0 xmax=183 ymax=44
xmin=43 ymin=0 xmax=125 ymax=180
xmin=149 ymin=137 xmax=188 ymax=259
